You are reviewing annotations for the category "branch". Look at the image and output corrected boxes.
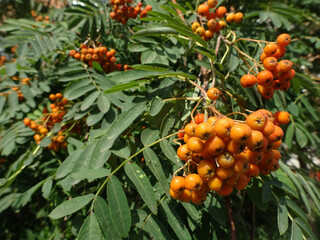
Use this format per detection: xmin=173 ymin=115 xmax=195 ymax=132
xmin=225 ymin=196 xmax=237 ymax=240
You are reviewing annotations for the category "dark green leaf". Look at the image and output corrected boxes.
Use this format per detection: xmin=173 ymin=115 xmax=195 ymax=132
xmin=295 ymin=127 xmax=308 ymax=148
xmin=107 ymin=176 xmax=131 ymax=238
xmin=97 ymin=94 xmax=110 ymax=113
xmin=48 ymin=194 xmax=94 ymax=219
xmin=143 ymin=147 xmax=170 ymax=197
xmin=71 ymin=168 xmax=110 ymax=181
xmin=160 ymin=199 xmax=192 ymax=240
xmin=81 ymin=91 xmax=100 ymax=111
xmin=277 ymin=199 xmax=288 ymax=235
xmin=141 ymin=129 xmax=160 ymax=146
xmin=124 ymin=162 xmax=157 ymax=214
xmin=150 ymin=97 xmax=165 ymax=116
xmin=144 ymin=215 xmax=172 ymax=240
xmin=291 ymin=219 xmax=303 ymax=240
xmin=78 ymin=213 xmax=103 ymax=240
xmin=228 ymin=47 xmax=240 ymax=72
xmin=94 ymin=197 xmax=121 ymax=240
xmin=55 ymin=149 xmax=84 ymax=179
xmin=284 ymin=123 xmax=294 ymax=149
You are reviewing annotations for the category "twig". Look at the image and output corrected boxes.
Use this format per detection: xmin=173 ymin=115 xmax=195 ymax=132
xmin=171 ymin=0 xmax=186 ymax=23
xmin=191 ymin=98 xmax=204 ymax=122
xmin=163 ymin=97 xmax=200 ymax=102
xmin=225 ymin=196 xmax=237 ymax=240
xmin=188 ymin=79 xmax=207 ymax=97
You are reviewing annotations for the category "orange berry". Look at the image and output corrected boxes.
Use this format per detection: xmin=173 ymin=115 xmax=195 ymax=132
xmin=57 ymin=135 xmax=65 ymax=143
xmin=274 ymin=111 xmax=290 ymax=125
xmin=217 ymin=184 xmax=234 ymax=196
xmin=187 ymin=137 xmax=205 ymax=153
xmin=226 ymin=13 xmax=235 ymax=23
xmin=261 ymin=150 xmax=274 ymax=165
xmin=204 ymin=30 xmax=214 ymax=40
xmin=198 ymin=4 xmax=209 ymax=16
xmin=190 ymin=191 xmax=207 ymax=205
xmin=226 ymin=140 xmax=246 ymax=154
xmin=246 ymin=130 xmax=264 ymax=152
xmin=177 ymin=144 xmax=192 ymax=161
xmin=235 ymin=174 xmax=248 ymax=190
xmin=191 ymin=22 xmax=200 ymax=32
xmin=257 ymin=85 xmax=274 ymax=100
xmin=69 ymin=50 xmax=76 ymax=56
xmin=217 ymin=152 xmax=235 ymax=168
xmin=216 ymin=6 xmax=227 ymax=18
xmin=194 ymin=114 xmax=205 ymax=124
xmin=39 ymin=127 xmax=48 ymax=134
xmin=257 ymin=70 xmax=274 ymax=86
xmin=208 ymin=0 xmax=218 ymax=8
xmin=195 ymin=26 xmax=205 ymax=36
xmin=179 ymin=189 xmax=192 ymax=202
xmin=184 ymin=122 xmax=198 ymax=137
xmin=185 ymin=174 xmax=203 ymax=191
xmin=170 ymin=176 xmax=185 ymax=193
xmin=278 ymin=60 xmax=293 ymax=72
xmin=234 ymin=12 xmax=243 ymax=23
xmin=55 ymin=93 xmax=63 ymax=99
xmin=230 ymin=124 xmax=252 ymax=144
xmin=195 ymin=122 xmax=214 ymax=140
xmin=268 ymin=125 xmax=284 ymax=142
xmin=263 ymin=57 xmax=278 ymax=71
xmin=214 ymin=118 xmax=234 ymax=138
xmin=23 ymin=118 xmax=31 ymax=126
xmin=260 ymin=52 xmax=267 ymax=62
xmin=207 ymin=87 xmax=220 ymax=100
xmin=264 ymin=43 xmax=278 ymax=56
xmin=197 ymin=160 xmax=216 ymax=179
xmin=216 ymin=167 xmax=234 ymax=180
xmin=240 ymin=74 xmax=257 ymax=88
xmin=273 ymin=46 xmax=286 ymax=59
xmin=207 ymin=176 xmax=223 ymax=191
xmin=277 ymin=33 xmax=291 ymax=47
xmin=219 ymin=20 xmax=226 ymax=29
xmin=205 ymin=136 xmax=226 ymax=157
xmin=246 ymin=112 xmax=267 ymax=131
xmin=169 ymin=188 xmax=181 ymax=199
xmin=207 ymin=116 xmax=218 ymax=125
xmin=247 ymin=163 xmax=259 ymax=177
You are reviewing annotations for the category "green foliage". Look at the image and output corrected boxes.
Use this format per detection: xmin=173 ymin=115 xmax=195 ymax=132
xmin=0 ymin=0 xmax=319 ymax=239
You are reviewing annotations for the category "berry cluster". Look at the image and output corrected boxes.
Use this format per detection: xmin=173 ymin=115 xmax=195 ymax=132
xmin=23 ymin=93 xmax=81 ymax=151
xmin=0 ymin=56 xmax=6 ymax=67
xmin=240 ymin=34 xmax=295 ymax=99
xmin=109 ymin=0 xmax=152 ymax=24
xmin=0 ymin=76 xmax=31 ymax=101
xmin=30 ymin=10 xmax=50 ymax=23
xmin=191 ymin=1 xmax=243 ymax=41
xmin=170 ymin=106 xmax=290 ymax=204
xmin=69 ymin=43 xmax=122 ymax=73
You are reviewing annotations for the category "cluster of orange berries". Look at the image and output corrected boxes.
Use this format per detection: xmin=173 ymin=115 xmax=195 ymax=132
xmin=0 ymin=56 xmax=6 ymax=67
xmin=30 ymin=10 xmax=50 ymax=23
xmin=0 ymin=76 xmax=31 ymax=100
xmin=191 ymin=1 xmax=243 ymax=41
xmin=240 ymin=33 xmax=295 ymax=99
xmin=169 ymin=108 xmax=290 ymax=204
xmin=109 ymin=0 xmax=152 ymax=24
xmin=69 ymin=43 xmax=122 ymax=73
xmin=23 ymin=93 xmax=71 ymax=151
